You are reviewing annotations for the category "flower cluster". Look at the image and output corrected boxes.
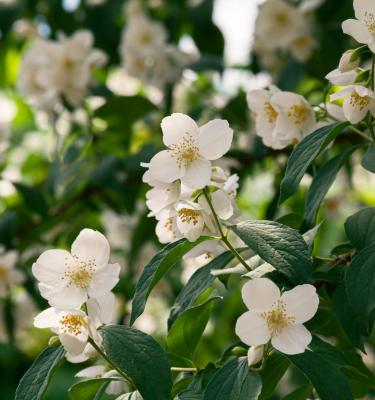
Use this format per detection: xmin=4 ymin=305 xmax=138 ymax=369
xmin=142 ymin=113 xmax=239 ymax=250
xmin=325 ymin=0 xmax=375 ymax=124
xmin=119 ymin=0 xmax=192 ymax=88
xmin=32 ymin=229 xmax=120 ymax=361
xmin=18 ymin=30 xmax=107 ymax=109
xmin=247 ymin=86 xmax=316 ymax=149
xmin=253 ymin=0 xmax=322 ymax=71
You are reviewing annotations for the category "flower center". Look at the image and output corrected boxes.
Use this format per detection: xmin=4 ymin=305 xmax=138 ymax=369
xmin=274 ymin=11 xmax=289 ymax=26
xmin=264 ymin=101 xmax=278 ymax=124
xmin=350 ymin=91 xmax=370 ymax=111
xmin=262 ymin=300 xmax=295 ymax=336
xmin=178 ymin=208 xmax=200 ymax=225
xmin=138 ymin=31 xmax=152 ymax=45
xmin=64 ymin=256 xmax=95 ymax=289
xmin=364 ymin=12 xmax=375 ymax=34
xmin=59 ymin=314 xmax=84 ymax=336
xmin=0 ymin=265 xmax=7 ymax=281
xmin=288 ymin=104 xmax=308 ymax=125
xmin=170 ymin=133 xmax=199 ymax=167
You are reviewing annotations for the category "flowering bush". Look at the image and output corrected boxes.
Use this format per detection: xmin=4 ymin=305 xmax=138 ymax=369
xmin=0 ymin=0 xmax=375 ymax=399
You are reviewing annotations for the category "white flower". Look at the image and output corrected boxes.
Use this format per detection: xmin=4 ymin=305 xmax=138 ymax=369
xmin=32 ymin=229 xmax=120 ymax=310
xmin=326 ymin=50 xmax=361 ymax=85
xmin=34 ymin=292 xmax=114 ymax=358
xmin=271 ymin=92 xmax=316 ymax=144
xmin=248 ymin=89 xmax=316 ymax=149
xmin=18 ymin=30 xmax=107 ymax=109
xmin=147 ymin=113 xmax=233 ymax=189
xmin=0 ymin=248 xmax=24 ymax=297
xmin=254 ymin=0 xmax=304 ymax=51
xmin=342 ymin=0 xmax=375 ymax=53
xmin=330 ymin=85 xmax=375 ymax=124
xmin=235 ymin=278 xmax=319 ymax=355
xmin=247 ymin=346 xmax=264 ymax=367
xmin=146 ymin=181 xmax=182 ymax=218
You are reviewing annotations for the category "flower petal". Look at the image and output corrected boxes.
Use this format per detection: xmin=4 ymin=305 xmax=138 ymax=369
xmin=71 ymin=229 xmax=110 ymax=267
xmin=34 ymin=307 xmax=60 ymax=329
xmin=176 ymin=203 xmax=205 ymax=242
xmin=87 ymin=292 xmax=115 ymax=325
xmin=282 ymin=284 xmax=319 ymax=324
xmin=181 ymin=158 xmax=211 ymax=189
xmin=60 ymin=332 xmax=88 ymax=355
xmin=198 ymin=119 xmax=233 ymax=160
xmin=235 ymin=311 xmax=270 ymax=346
xmin=241 ymin=278 xmax=280 ymax=312
xmin=342 ymin=19 xmax=372 ymax=44
xmin=32 ymin=249 xmax=73 ymax=284
xmin=271 ymin=324 xmax=312 ymax=355
xmin=211 ymin=190 xmax=233 ymax=220
xmin=148 ymin=150 xmax=185 ymax=184
xmin=161 ymin=113 xmax=198 ymax=147
xmin=247 ymin=89 xmax=272 ymax=113
xmin=354 ymin=0 xmax=375 ymax=21
xmin=88 ymin=263 xmax=120 ymax=299
xmin=41 ymin=285 xmax=88 ymax=309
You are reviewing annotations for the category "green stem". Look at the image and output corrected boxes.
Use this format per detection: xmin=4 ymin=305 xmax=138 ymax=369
xmin=171 ymin=367 xmax=197 ymax=372
xmin=202 ymin=189 xmax=252 ymax=272
xmin=88 ymin=338 xmax=135 ymax=388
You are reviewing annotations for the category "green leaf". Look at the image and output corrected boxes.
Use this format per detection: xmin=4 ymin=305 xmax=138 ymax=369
xmin=301 ymin=146 xmax=359 ymax=231
xmin=332 ymin=283 xmax=369 ymax=350
xmin=279 ymin=123 xmax=348 ymax=203
xmin=178 ymin=364 xmax=217 ymax=400
xmin=14 ymin=182 xmax=48 ymax=218
xmin=344 ymin=207 xmax=375 ymax=249
xmin=101 ymin=325 xmax=172 ymax=400
xmin=259 ymin=352 xmax=290 ymax=400
xmin=15 ymin=346 xmax=65 ymax=400
xmin=131 ymin=237 xmax=208 ymax=324
xmin=69 ymin=378 xmax=114 ymax=400
xmin=286 ymin=337 xmax=353 ymax=400
xmin=232 ymin=220 xmax=312 ymax=283
xmin=167 ymin=297 xmax=221 ymax=364
xmin=282 ymin=385 xmax=313 ymax=400
xmin=361 ymin=145 xmax=375 ymax=173
xmin=203 ymin=358 xmax=262 ymax=400
xmin=345 ymin=243 xmax=375 ymax=325
xmin=168 ymin=251 xmax=234 ymax=329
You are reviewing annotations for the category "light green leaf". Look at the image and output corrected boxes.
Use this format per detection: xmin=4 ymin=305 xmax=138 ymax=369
xmin=101 ymin=325 xmax=172 ymax=400
xmin=301 ymin=146 xmax=359 ymax=231
xmin=286 ymin=337 xmax=353 ymax=400
xmin=232 ymin=220 xmax=312 ymax=283
xmin=131 ymin=237 xmax=209 ymax=324
xmin=69 ymin=378 xmax=115 ymax=400
xmin=361 ymin=145 xmax=375 ymax=173
xmin=345 ymin=243 xmax=375 ymax=325
xmin=167 ymin=297 xmax=221 ymax=365
xmin=15 ymin=346 xmax=65 ymax=400
xmin=203 ymin=358 xmax=262 ymax=400
xmin=279 ymin=123 xmax=348 ymax=203
xmin=168 ymin=251 xmax=234 ymax=329
xmin=344 ymin=207 xmax=375 ymax=249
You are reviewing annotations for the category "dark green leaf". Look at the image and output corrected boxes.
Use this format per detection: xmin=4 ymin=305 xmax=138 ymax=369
xmin=279 ymin=123 xmax=348 ymax=203
xmin=15 ymin=346 xmax=65 ymax=400
xmin=131 ymin=237 xmax=208 ymax=324
xmin=178 ymin=364 xmax=217 ymax=400
xmin=282 ymin=385 xmax=313 ymax=400
xmin=203 ymin=358 xmax=262 ymax=400
xmin=69 ymin=378 xmax=114 ymax=400
xmin=168 ymin=251 xmax=234 ymax=329
xmin=101 ymin=325 xmax=172 ymax=400
xmin=301 ymin=146 xmax=359 ymax=231
xmin=14 ymin=182 xmax=48 ymax=217
xmin=361 ymin=145 xmax=375 ymax=173
xmin=232 ymin=220 xmax=312 ymax=283
xmin=344 ymin=207 xmax=375 ymax=249
xmin=345 ymin=243 xmax=375 ymax=325
xmin=259 ymin=352 xmax=290 ymax=400
xmin=286 ymin=337 xmax=353 ymax=400
xmin=332 ymin=283 xmax=368 ymax=350
xmin=167 ymin=297 xmax=221 ymax=364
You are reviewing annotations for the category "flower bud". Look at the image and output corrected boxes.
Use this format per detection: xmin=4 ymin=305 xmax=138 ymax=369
xmin=48 ymin=336 xmax=61 ymax=348
xmin=338 ymin=50 xmax=360 ymax=72
xmin=247 ymin=345 xmax=264 ymax=366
